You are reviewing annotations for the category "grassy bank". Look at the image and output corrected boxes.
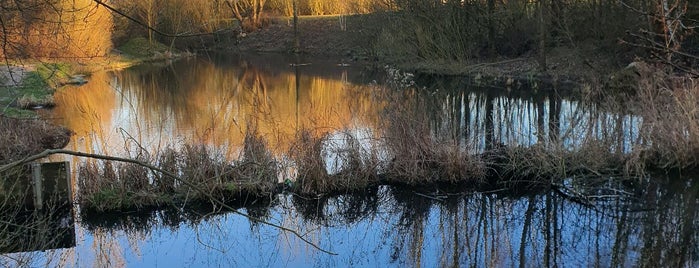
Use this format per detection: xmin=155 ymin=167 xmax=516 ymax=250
xmin=0 ymin=37 xmax=186 ymax=118
xmin=0 ymin=63 xmax=69 ymax=118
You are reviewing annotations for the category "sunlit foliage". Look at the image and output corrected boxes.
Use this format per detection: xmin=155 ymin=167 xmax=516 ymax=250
xmin=0 ymin=0 xmax=113 ymax=60
xmin=267 ymin=0 xmax=389 ymax=16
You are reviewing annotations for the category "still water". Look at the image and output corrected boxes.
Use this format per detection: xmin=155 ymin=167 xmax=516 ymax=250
xmin=2 ymin=54 xmax=696 ymax=267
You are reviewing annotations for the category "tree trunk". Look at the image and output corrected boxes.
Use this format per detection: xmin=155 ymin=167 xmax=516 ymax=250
xmin=537 ymin=0 xmax=547 ymax=72
xmin=487 ymin=0 xmax=496 ymax=57
xmin=225 ymin=0 xmax=245 ymax=31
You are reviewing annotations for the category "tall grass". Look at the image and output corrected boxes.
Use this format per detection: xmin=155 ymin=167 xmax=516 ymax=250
xmin=290 ymin=129 xmax=383 ymax=195
xmin=289 ymin=130 xmax=331 ymax=194
xmin=633 ymin=64 xmax=699 ymax=169
xmin=0 ymin=116 xmax=71 ymax=163
xmin=381 ymin=96 xmax=487 ymax=184
xmin=78 ymin=127 xmax=279 ymax=212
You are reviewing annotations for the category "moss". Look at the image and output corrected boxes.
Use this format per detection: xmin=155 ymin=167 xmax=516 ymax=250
xmin=0 ymin=62 xmax=77 ymax=117
xmin=85 ymin=189 xmax=124 ymax=211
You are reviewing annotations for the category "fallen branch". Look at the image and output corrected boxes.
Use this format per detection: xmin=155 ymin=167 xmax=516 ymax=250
xmin=0 ymin=149 xmax=338 ymax=255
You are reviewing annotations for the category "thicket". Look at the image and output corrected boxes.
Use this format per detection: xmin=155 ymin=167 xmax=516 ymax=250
xmin=0 ymin=0 xmax=113 ymax=60
xmin=376 ymin=0 xmax=698 ymax=71
xmin=266 ymin=0 xmax=389 ymax=16
xmin=110 ymin=0 xmax=233 ymax=48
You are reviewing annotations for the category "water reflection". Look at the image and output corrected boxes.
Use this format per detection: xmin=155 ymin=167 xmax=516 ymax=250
xmin=4 ymin=175 xmax=694 ymax=267
xmin=49 ymin=55 xmax=383 ymax=160
xmin=46 ymin=54 xmax=645 ymax=176
xmin=15 ymin=54 xmax=694 ymax=266
xmin=412 ymin=86 xmax=641 ymax=154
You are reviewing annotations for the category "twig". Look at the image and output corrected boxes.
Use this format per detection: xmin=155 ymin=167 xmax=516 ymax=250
xmin=92 ymin=0 xmax=222 ymax=38
xmin=462 ymin=58 xmax=528 ymax=71
xmin=413 ymin=191 xmax=446 ymax=201
xmin=0 ymin=149 xmax=338 ymax=255
xmin=550 ymin=183 xmax=594 ymax=207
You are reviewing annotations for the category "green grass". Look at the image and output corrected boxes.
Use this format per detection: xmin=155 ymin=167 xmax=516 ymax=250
xmin=0 ymin=63 xmax=73 ymax=117
xmin=117 ymin=37 xmax=174 ymax=59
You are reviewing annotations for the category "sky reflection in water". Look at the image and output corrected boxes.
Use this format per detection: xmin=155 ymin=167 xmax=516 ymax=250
xmin=4 ymin=54 xmax=695 ymax=267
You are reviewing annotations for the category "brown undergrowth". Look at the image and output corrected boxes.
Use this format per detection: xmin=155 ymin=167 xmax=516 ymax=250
xmin=78 ymin=127 xmax=277 ymax=212
xmin=633 ymin=64 xmax=699 ymax=169
xmin=380 ymin=95 xmax=487 ymax=185
xmin=0 ymin=116 xmax=71 ymax=164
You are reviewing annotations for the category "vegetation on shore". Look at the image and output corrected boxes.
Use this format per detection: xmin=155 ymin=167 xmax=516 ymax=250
xmin=1 ymin=0 xmax=698 ymax=213
xmin=19 ymin=61 xmax=684 ymax=213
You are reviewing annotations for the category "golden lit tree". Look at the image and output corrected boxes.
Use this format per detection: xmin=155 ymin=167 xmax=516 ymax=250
xmin=225 ymin=0 xmax=268 ymax=32
xmin=120 ymin=0 xmax=163 ymax=45
xmin=0 ymin=0 xmax=113 ymax=60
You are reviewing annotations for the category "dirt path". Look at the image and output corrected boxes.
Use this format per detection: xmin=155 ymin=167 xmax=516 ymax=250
xmin=0 ymin=65 xmax=31 ymax=88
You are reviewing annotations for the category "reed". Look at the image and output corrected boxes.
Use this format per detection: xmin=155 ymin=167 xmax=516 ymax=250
xmin=380 ymin=91 xmax=487 ymax=185
xmin=52 ymin=64 xmax=699 ymax=213
xmin=633 ymin=64 xmax=699 ymax=169
xmin=289 ymin=130 xmax=331 ymax=194
xmin=77 ymin=128 xmax=280 ymax=211
xmin=0 ymin=116 xmax=70 ymax=163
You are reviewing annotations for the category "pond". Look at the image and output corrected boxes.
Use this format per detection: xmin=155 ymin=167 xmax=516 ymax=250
xmin=2 ymin=54 xmax=696 ymax=267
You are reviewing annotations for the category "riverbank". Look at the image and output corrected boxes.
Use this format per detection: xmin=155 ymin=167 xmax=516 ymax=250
xmin=229 ymin=14 xmax=627 ymax=89
xmin=0 ymin=37 xmax=191 ymax=119
xmin=0 ymin=36 xmax=198 ymax=163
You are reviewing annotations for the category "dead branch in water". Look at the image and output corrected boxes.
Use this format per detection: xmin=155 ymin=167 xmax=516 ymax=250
xmin=0 ymin=149 xmax=338 ymax=256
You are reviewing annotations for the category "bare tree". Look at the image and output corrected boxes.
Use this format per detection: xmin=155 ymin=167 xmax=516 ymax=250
xmin=225 ymin=0 xmax=268 ymax=32
xmin=1 ymin=0 xmax=112 ymax=60
xmin=131 ymin=0 xmax=163 ymax=45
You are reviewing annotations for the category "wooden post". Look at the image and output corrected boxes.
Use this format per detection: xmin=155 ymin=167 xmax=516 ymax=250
xmin=29 ymin=161 xmax=71 ymax=210
xmin=31 ymin=163 xmax=43 ymax=210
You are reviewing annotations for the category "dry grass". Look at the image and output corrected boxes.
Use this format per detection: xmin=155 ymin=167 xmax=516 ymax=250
xmin=78 ymin=128 xmax=279 ymax=212
xmin=69 ymin=64 xmax=699 ymax=212
xmin=0 ymin=116 xmax=71 ymax=164
xmin=289 ymin=130 xmax=331 ymax=195
xmin=494 ymin=140 xmax=634 ymax=185
xmin=571 ymin=62 xmax=699 ymax=174
xmin=633 ymin=64 xmax=699 ymax=169
xmin=380 ymin=92 xmax=487 ymax=185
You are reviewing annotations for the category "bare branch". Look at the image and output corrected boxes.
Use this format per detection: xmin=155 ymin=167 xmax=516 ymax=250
xmin=92 ymin=0 xmax=221 ymax=38
xmin=0 ymin=149 xmax=338 ymax=256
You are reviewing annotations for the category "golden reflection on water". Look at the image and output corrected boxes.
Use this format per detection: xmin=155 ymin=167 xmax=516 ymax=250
xmin=44 ymin=56 xmax=385 ymax=267
xmin=31 ymin=56 xmax=689 ymax=267
xmin=49 ymin=57 xmax=384 ymax=158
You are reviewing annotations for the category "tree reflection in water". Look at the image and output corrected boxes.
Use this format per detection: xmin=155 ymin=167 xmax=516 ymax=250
xmin=10 ymin=54 xmax=695 ymax=267
xmin=28 ymin=175 xmax=686 ymax=267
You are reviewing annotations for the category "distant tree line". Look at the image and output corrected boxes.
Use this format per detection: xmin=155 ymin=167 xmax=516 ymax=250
xmin=1 ymin=0 xmax=695 ymax=70
xmin=378 ymin=0 xmax=697 ymax=70
xmin=266 ymin=0 xmax=390 ymax=16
